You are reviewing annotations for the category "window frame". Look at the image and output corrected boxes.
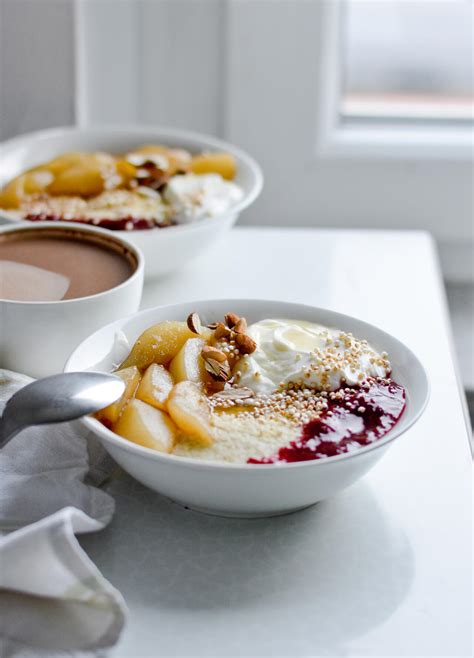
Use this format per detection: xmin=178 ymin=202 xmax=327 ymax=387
xmin=315 ymin=2 xmax=473 ymax=161
xmin=73 ymin=0 xmax=473 ymax=283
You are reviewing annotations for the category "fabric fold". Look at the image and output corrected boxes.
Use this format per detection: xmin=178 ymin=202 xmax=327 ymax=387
xmin=0 ymin=370 xmax=125 ymax=656
xmin=0 ymin=507 xmax=126 ymax=656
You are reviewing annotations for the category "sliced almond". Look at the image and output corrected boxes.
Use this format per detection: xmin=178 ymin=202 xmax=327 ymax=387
xmin=126 ymin=152 xmax=169 ymax=170
xmin=186 ymin=312 xmax=202 ymax=335
xmin=169 ymin=148 xmax=192 ymax=163
xmin=235 ymin=333 xmax=257 ymax=355
xmin=214 ymin=322 xmax=232 ymax=339
xmin=207 ymin=379 xmax=226 ymax=393
xmin=224 ymin=312 xmax=240 ymax=328
xmin=234 ymin=317 xmax=247 ymax=334
xmin=126 ymin=152 xmax=149 ymax=167
xmin=145 ymin=154 xmax=169 ymax=170
xmin=136 ymin=186 xmax=160 ymax=198
xmin=135 ymin=168 xmax=151 ymax=179
xmin=212 ymin=387 xmax=255 ymax=400
xmin=204 ymin=358 xmax=231 ymax=382
xmin=201 ymin=345 xmax=227 ymax=362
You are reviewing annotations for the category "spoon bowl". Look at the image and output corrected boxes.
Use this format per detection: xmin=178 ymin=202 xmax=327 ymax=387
xmin=0 ymin=372 xmax=125 ymax=447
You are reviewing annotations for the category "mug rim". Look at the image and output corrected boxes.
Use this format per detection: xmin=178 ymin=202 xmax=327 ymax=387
xmin=0 ymin=221 xmax=144 ymax=305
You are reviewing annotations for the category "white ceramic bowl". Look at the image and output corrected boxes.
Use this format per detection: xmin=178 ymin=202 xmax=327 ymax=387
xmin=65 ymin=299 xmax=429 ymax=518
xmin=0 ymin=222 xmax=144 ymax=378
xmin=0 ymin=126 xmax=263 ymax=279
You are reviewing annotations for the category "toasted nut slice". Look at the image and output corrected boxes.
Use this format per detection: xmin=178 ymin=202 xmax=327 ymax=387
xmin=234 ymin=318 xmax=247 ymax=334
xmin=201 ymin=345 xmax=227 ymax=363
xmin=214 ymin=322 xmax=232 ymax=339
xmin=204 ymin=358 xmax=231 ymax=381
xmin=126 ymin=152 xmax=169 ymax=170
xmin=126 ymin=153 xmax=150 ymax=167
xmin=186 ymin=312 xmax=202 ymax=335
xmin=214 ymin=323 xmax=231 ymax=339
xmin=235 ymin=333 xmax=257 ymax=355
xmin=136 ymin=186 xmax=160 ymax=198
xmin=212 ymin=387 xmax=255 ymax=400
xmin=135 ymin=167 xmax=151 ymax=179
xmin=206 ymin=379 xmax=226 ymax=393
xmin=207 ymin=322 xmax=219 ymax=330
xmin=224 ymin=312 xmax=240 ymax=328
xmin=143 ymin=155 xmax=169 ymax=169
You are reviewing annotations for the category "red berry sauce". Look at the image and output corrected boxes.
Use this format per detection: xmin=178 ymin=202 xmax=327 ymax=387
xmin=248 ymin=379 xmax=406 ymax=464
xmin=24 ymin=213 xmax=173 ymax=231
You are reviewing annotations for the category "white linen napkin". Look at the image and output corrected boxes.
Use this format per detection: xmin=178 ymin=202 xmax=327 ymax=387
xmin=0 ymin=508 xmax=126 ymax=657
xmin=0 ymin=370 xmax=126 ymax=656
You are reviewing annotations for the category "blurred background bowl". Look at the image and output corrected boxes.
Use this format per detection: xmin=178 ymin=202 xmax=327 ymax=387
xmin=0 ymin=125 xmax=263 ymax=279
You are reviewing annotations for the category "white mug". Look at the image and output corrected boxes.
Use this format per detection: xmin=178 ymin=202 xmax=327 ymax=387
xmin=0 ymin=222 xmax=144 ymax=378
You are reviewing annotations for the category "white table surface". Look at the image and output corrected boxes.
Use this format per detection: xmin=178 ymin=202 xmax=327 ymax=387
xmin=80 ymin=228 xmax=473 ymax=658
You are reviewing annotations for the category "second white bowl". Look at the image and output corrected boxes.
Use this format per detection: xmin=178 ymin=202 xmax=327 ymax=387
xmin=0 ymin=126 xmax=263 ymax=279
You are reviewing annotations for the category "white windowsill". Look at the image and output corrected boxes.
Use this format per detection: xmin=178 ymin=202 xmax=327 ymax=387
xmin=316 ymin=121 xmax=473 ymax=161
xmin=316 ymin=3 xmax=473 ymax=162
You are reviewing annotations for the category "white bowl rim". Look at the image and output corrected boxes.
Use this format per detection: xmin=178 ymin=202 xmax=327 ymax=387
xmin=0 ymin=124 xmax=264 ymax=234
xmin=0 ymin=220 xmax=144 ymax=306
xmin=65 ymin=298 xmax=430 ymax=472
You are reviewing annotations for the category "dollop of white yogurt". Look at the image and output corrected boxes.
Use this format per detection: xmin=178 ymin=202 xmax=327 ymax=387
xmin=235 ymin=319 xmax=391 ymax=395
xmin=164 ymin=173 xmax=243 ymax=224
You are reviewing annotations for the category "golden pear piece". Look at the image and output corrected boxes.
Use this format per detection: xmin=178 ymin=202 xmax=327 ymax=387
xmin=169 ymin=337 xmax=209 ymax=384
xmin=96 ymin=366 xmax=141 ymax=424
xmin=136 ymin=363 xmax=174 ymax=410
xmin=119 ymin=321 xmax=198 ymax=371
xmin=190 ymin=152 xmax=236 ymax=180
xmin=114 ymin=399 xmax=177 ymax=453
xmin=167 ymin=381 xmax=214 ymax=447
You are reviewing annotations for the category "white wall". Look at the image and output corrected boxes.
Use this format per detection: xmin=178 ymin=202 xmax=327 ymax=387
xmin=1 ymin=0 xmax=472 ymax=283
xmin=0 ymin=0 xmax=75 ymax=140
xmin=76 ymin=0 xmax=474 ymax=283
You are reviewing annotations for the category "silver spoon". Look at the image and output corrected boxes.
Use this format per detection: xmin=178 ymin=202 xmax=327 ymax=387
xmin=0 ymin=372 xmax=125 ymax=448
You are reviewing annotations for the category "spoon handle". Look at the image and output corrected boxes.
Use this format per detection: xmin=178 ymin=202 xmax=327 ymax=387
xmin=0 ymin=411 xmax=24 ymax=449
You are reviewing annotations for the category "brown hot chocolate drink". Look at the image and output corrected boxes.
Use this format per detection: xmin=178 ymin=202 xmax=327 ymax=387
xmin=0 ymin=227 xmax=136 ymax=302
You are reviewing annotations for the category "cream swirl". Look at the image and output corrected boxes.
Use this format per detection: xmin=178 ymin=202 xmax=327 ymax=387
xmin=164 ymin=173 xmax=243 ymax=224
xmin=234 ymin=319 xmax=391 ymax=395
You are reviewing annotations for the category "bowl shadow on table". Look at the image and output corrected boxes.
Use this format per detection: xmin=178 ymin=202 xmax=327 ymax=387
xmin=80 ymin=472 xmax=414 ymax=653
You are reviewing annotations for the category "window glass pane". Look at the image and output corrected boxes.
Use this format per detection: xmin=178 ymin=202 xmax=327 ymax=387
xmin=342 ymin=0 xmax=474 ymax=121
